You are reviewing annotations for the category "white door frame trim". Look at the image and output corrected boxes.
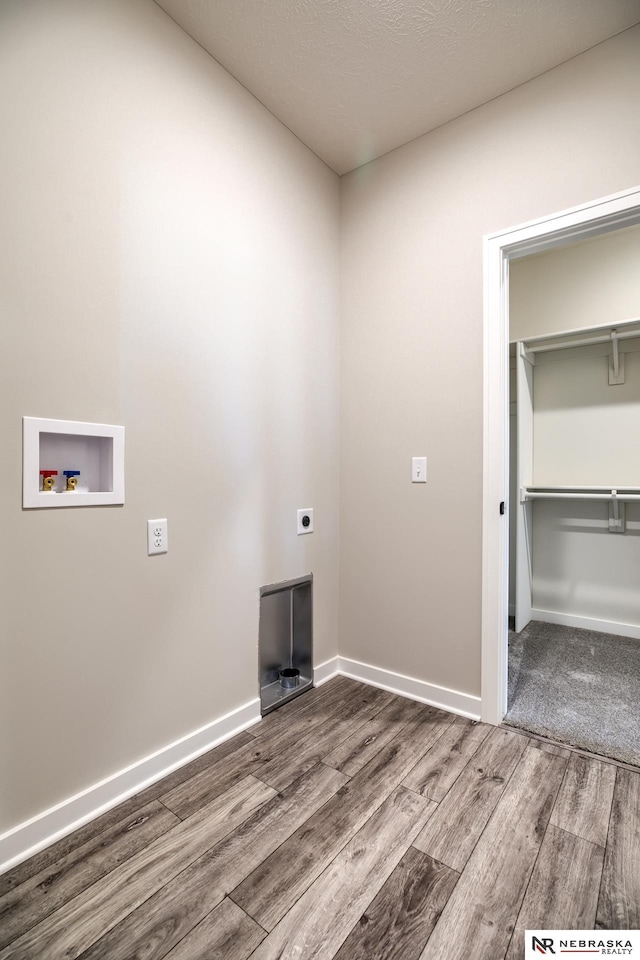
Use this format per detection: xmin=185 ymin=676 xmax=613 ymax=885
xmin=481 ymin=184 xmax=640 ymax=725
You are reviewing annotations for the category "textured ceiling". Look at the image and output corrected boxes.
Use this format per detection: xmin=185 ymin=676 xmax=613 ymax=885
xmin=154 ymin=0 xmax=640 ymax=174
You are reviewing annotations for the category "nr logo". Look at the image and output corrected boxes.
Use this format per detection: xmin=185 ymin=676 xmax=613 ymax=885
xmin=532 ymin=937 xmax=555 ymax=955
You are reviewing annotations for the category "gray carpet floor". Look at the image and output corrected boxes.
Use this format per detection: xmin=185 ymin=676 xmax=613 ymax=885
xmin=506 ymin=620 xmax=640 ymax=767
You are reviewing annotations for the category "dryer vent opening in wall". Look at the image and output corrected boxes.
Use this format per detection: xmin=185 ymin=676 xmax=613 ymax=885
xmin=259 ymin=575 xmax=313 ymax=715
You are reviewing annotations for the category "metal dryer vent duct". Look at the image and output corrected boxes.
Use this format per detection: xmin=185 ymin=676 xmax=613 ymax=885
xmin=259 ymin=574 xmax=313 ymax=715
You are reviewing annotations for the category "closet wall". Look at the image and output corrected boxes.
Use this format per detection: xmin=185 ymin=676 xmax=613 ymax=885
xmin=509 ymin=226 xmax=640 ymax=633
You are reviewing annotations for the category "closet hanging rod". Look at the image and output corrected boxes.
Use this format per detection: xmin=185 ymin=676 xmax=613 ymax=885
xmin=528 ymin=485 xmax=640 ymax=492
xmin=520 ymin=317 xmax=640 ymax=345
xmin=522 ymin=489 xmax=640 ymax=503
xmin=527 ymin=328 xmax=640 ymax=355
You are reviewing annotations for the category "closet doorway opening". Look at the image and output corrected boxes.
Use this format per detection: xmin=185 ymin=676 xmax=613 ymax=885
xmin=481 ymin=186 xmax=640 ymax=761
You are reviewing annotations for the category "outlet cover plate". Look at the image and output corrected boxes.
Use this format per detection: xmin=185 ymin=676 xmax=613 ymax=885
xmin=147 ymin=518 xmax=168 ymax=555
xmin=297 ymin=508 xmax=314 ymax=535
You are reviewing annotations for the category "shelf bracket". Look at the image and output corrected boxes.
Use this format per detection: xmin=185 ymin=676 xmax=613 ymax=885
xmin=609 ymin=329 xmax=625 ymax=385
xmin=519 ymin=342 xmax=535 ymax=365
xmin=609 ymin=489 xmax=626 ymax=533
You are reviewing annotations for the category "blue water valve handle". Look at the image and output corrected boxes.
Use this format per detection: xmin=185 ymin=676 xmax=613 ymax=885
xmin=63 ymin=469 xmax=81 ymax=491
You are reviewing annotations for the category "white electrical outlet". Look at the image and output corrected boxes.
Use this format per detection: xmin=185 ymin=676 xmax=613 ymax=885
xmin=297 ymin=508 xmax=314 ymax=535
xmin=147 ymin=518 xmax=168 ymax=555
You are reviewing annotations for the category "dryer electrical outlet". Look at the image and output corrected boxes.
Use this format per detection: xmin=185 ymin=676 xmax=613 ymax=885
xmin=297 ymin=508 xmax=314 ymax=535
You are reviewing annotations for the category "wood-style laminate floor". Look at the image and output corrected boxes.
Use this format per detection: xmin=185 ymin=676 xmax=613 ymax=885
xmin=2 ymin=676 xmax=639 ymax=960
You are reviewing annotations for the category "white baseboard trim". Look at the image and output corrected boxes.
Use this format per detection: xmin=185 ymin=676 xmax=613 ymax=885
xmin=532 ymin=608 xmax=640 ymax=641
xmin=314 ymin=656 xmax=340 ymax=687
xmin=338 ymin=656 xmax=481 ymax=721
xmin=0 ymin=697 xmax=261 ymax=878
xmin=1 ymin=654 xmax=480 ymax=876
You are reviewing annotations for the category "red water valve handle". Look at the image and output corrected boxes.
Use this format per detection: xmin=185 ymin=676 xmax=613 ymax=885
xmin=39 ymin=470 xmax=58 ymax=477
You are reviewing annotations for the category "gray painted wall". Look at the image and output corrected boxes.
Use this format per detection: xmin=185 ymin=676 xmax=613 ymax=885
xmin=0 ymin=0 xmax=340 ymax=835
xmin=340 ymin=25 xmax=640 ymax=698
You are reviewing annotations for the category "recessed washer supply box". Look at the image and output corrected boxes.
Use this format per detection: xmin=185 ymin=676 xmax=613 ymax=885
xmin=23 ymin=417 xmax=125 ymax=508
